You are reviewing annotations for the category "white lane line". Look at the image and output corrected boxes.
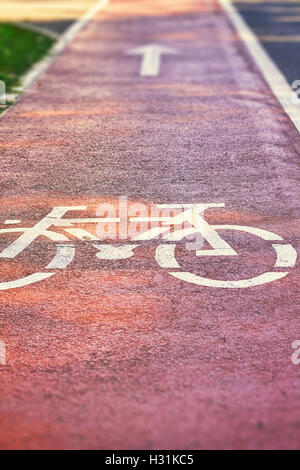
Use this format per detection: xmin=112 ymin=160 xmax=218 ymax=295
xmin=14 ymin=22 xmax=60 ymax=40
xmin=1 ymin=0 xmax=110 ymax=117
xmin=126 ymin=44 xmax=178 ymax=77
xmin=0 ymin=341 xmax=6 ymax=365
xmin=219 ymin=0 xmax=300 ymax=134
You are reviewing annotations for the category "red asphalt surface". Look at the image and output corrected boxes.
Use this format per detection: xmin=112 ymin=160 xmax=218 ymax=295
xmin=0 ymin=0 xmax=300 ymax=450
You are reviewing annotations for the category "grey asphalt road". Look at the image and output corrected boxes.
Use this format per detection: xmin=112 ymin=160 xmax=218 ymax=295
xmin=234 ymin=0 xmax=300 ymax=85
xmin=30 ymin=20 xmax=74 ymax=34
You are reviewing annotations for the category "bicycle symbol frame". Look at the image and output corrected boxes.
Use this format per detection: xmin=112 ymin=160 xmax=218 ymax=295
xmin=0 ymin=203 xmax=297 ymax=290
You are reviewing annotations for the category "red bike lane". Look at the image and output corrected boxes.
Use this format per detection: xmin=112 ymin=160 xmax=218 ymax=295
xmin=0 ymin=0 xmax=299 ymax=449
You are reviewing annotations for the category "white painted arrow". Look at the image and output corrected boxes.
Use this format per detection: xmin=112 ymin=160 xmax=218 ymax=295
xmin=126 ymin=43 xmax=178 ymax=77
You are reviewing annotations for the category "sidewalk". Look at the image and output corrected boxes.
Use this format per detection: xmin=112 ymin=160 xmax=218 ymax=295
xmin=0 ymin=0 xmax=97 ymax=21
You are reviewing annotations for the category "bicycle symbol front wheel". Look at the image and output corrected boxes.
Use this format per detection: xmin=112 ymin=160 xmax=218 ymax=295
xmin=155 ymin=224 xmax=297 ymax=288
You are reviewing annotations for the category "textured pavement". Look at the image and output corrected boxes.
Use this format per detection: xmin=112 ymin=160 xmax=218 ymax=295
xmin=0 ymin=0 xmax=300 ymax=450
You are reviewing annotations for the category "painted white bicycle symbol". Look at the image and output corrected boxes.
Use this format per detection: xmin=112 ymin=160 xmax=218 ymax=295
xmin=0 ymin=203 xmax=297 ymax=290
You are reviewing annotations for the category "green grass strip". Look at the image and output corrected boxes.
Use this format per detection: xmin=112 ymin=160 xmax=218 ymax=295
xmin=0 ymin=22 xmax=55 ymax=94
